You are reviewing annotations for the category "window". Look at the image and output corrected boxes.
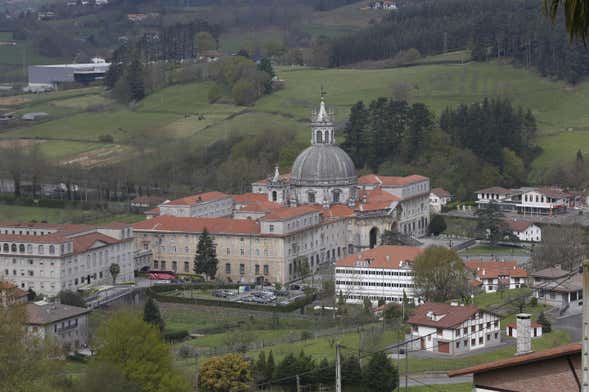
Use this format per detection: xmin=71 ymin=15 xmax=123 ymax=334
xmin=255 ymin=264 xmax=260 ymax=275
xmin=161 ymin=261 xmax=166 ymax=270
xmin=479 ymin=337 xmax=483 ymax=344
xmin=49 ymin=245 xmax=55 ymax=255
xmin=19 ymin=244 xmax=25 ymax=253
xmin=269 ymin=225 xmax=274 ymax=232
xmin=154 ymin=260 xmax=159 ymax=269
xmin=239 ymin=264 xmax=245 ymax=274
xmin=227 ymin=248 xmax=230 ymax=256
xmin=263 ymin=264 xmax=269 ymax=275
xmin=225 ymin=263 xmax=231 ymax=274
xmin=456 ymin=329 xmax=461 ymax=337
xmin=184 ymin=262 xmax=189 ymax=273
xmin=471 ymin=326 xmax=476 ymax=333
xmin=308 ymin=192 xmax=315 ymax=203
xmin=240 ymin=249 xmax=245 ymax=256
xmin=172 ymin=261 xmax=177 ymax=272
xmin=471 ymin=338 xmax=476 ymax=346
xmin=456 ymin=342 xmax=460 ymax=348
xmin=11 ymin=244 xmax=17 ymax=252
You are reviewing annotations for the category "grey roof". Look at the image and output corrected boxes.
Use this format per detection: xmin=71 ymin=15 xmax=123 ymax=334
xmin=533 ymin=273 xmax=582 ymax=293
xmin=26 ymin=303 xmax=90 ymax=325
xmin=290 ymin=144 xmax=357 ymax=187
xmin=530 ymin=266 xmax=570 ymax=279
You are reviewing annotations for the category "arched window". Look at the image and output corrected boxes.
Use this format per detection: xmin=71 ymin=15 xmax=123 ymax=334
xmin=38 ymin=245 xmax=44 ymax=254
xmin=26 ymin=244 xmax=33 ymax=253
xmin=308 ymin=192 xmax=315 ymax=203
xmin=333 ymin=189 xmax=341 ymax=203
xmin=19 ymin=244 xmax=25 ymax=253
xmin=2 ymin=244 xmax=8 ymax=252
xmin=316 ymin=130 xmax=323 ymax=143
xmin=272 ymin=191 xmax=277 ymax=202
xmin=11 ymin=244 xmax=16 ymax=252
xmin=49 ymin=245 xmax=55 ymax=255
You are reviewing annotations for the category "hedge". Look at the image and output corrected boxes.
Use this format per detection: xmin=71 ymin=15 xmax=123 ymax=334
xmin=162 ymin=329 xmax=190 ymax=342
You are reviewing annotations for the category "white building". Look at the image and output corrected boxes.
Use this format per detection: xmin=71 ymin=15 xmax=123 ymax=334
xmin=408 ymin=303 xmax=502 ymax=355
xmin=335 ymin=245 xmax=422 ymax=305
xmin=530 ymin=266 xmax=583 ymax=312
xmin=158 ymin=192 xmax=233 ymax=218
xmin=505 ymin=220 xmax=541 ymax=242
xmin=429 ymin=187 xmax=452 ymax=213
xmin=475 ymin=186 xmax=582 ymax=216
xmin=0 ymin=222 xmax=135 ymax=297
xmin=506 ymin=321 xmax=543 ymax=339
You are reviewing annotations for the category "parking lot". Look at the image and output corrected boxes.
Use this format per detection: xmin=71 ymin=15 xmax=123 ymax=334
xmin=213 ymin=284 xmax=309 ymax=306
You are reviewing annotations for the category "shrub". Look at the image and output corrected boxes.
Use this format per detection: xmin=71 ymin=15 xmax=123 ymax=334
xmin=98 ymin=134 xmax=114 ymax=143
xmin=300 ymin=330 xmax=313 ymax=341
xmin=529 ymin=297 xmax=538 ymax=307
xmin=162 ymin=329 xmax=189 ymax=342
xmin=177 ymin=344 xmax=198 ymax=359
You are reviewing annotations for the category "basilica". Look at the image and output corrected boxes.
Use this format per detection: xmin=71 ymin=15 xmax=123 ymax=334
xmin=133 ymin=97 xmax=431 ymax=284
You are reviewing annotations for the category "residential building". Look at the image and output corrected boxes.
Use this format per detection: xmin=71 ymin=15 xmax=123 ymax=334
xmin=370 ymin=0 xmax=397 ymax=10
xmin=0 ymin=281 xmax=28 ymax=307
xmin=429 ymin=187 xmax=452 ymax=213
xmin=505 ymin=219 xmax=542 ymax=242
xmin=475 ymin=186 xmax=582 ymax=215
xmin=25 ymin=302 xmax=90 ymax=351
xmin=407 ymin=303 xmax=502 ymax=355
xmin=157 ymin=192 xmax=233 ymax=218
xmin=448 ymin=343 xmax=581 ymax=392
xmin=530 ymin=266 xmax=582 ymax=312
xmin=506 ymin=321 xmax=543 ymax=339
xmin=0 ymin=222 xmax=135 ymax=296
xmin=334 ymin=245 xmax=422 ymax=304
xmin=130 ymin=196 xmax=167 ymax=213
xmin=465 ymin=260 xmax=528 ymax=293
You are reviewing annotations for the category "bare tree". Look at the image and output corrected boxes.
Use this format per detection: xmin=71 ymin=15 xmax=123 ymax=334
xmin=531 ymin=225 xmax=586 ymax=272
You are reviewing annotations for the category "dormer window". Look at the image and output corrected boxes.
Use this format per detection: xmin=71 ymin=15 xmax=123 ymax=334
xmin=308 ymin=192 xmax=316 ymax=203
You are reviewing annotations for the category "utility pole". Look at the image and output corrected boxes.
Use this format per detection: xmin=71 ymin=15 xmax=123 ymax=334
xmin=336 ymin=342 xmax=342 ymax=392
xmin=405 ymin=340 xmax=409 ymax=392
xmin=582 ymin=260 xmax=589 ymax=392
xmin=296 ymin=374 xmax=301 ymax=392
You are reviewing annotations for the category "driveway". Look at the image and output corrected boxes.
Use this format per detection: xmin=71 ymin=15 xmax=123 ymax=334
xmin=554 ymin=312 xmax=582 ymax=341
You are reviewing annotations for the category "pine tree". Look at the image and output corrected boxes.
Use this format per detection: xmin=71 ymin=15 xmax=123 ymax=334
xmin=257 ymin=57 xmax=275 ymax=94
xmin=265 ymin=350 xmax=275 ymax=382
xmin=475 ymin=201 xmax=509 ymax=245
xmin=338 ymin=290 xmax=345 ymax=305
xmin=194 ymin=228 xmax=218 ymax=280
xmin=428 ymin=214 xmax=447 ymax=236
xmin=362 ymin=351 xmax=399 ymax=392
xmin=126 ymin=51 xmax=145 ymax=102
xmin=342 ymin=101 xmax=368 ymax=168
xmin=254 ymin=351 xmax=267 ymax=384
xmin=143 ymin=297 xmax=165 ymax=332
xmin=341 ymin=356 xmax=362 ymax=386
xmin=538 ymin=311 xmax=551 ymax=333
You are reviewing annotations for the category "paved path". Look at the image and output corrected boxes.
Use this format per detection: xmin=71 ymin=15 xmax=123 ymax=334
xmin=554 ymin=312 xmax=582 ymax=341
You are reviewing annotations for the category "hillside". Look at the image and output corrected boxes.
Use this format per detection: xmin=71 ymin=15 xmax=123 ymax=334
xmin=0 ymin=58 xmax=587 ymax=178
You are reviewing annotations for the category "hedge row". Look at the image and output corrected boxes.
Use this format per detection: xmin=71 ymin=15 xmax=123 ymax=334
xmin=148 ymin=283 xmax=244 ymax=293
xmin=148 ymin=288 xmax=315 ymax=313
xmin=0 ymin=195 xmax=108 ymax=210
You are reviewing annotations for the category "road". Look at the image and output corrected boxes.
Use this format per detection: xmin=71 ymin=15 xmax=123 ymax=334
xmin=554 ymin=312 xmax=582 ymax=341
xmin=403 ymin=372 xmax=472 ymax=387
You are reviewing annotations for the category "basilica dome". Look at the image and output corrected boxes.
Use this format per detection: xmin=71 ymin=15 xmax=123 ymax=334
xmin=290 ymin=144 xmax=357 ymax=187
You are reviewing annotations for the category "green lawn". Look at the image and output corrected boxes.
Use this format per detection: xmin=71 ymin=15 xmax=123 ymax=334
xmin=0 ymin=205 xmax=94 ymax=223
xmin=459 ymin=245 xmax=529 ymax=256
xmin=443 ymin=217 xmax=477 ymax=237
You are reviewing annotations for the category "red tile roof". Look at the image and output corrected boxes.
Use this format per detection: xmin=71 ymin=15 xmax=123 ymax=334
xmin=336 ymin=245 xmax=423 ymax=269
xmin=431 ymin=187 xmax=451 ymax=198
xmin=447 ymin=343 xmax=581 ymax=377
xmin=162 ymin=191 xmax=230 ymax=206
xmin=506 ymin=321 xmax=542 ymax=329
xmin=408 ymin=303 xmax=482 ymax=329
xmin=317 ymin=204 xmax=355 ymax=218
xmin=72 ymin=232 xmax=121 ymax=254
xmin=465 ymin=260 xmax=528 ymax=279
xmin=358 ymin=174 xmax=428 ymax=187
xmin=131 ymin=196 xmax=166 ymax=205
xmin=475 ymin=186 xmax=512 ymax=195
xmin=505 ymin=219 xmax=535 ymax=232
xmin=133 ymin=215 xmax=260 ymax=235
xmin=355 ymin=188 xmax=400 ymax=212
xmin=0 ymin=281 xmax=27 ymax=298
xmin=0 ymin=233 xmax=69 ymax=244
xmin=262 ymin=206 xmax=318 ymax=221
xmin=145 ymin=207 xmax=160 ymax=215
xmin=97 ymin=222 xmax=131 ymax=229
xmin=232 ymin=193 xmax=269 ymax=204
xmin=535 ymin=187 xmax=571 ymax=200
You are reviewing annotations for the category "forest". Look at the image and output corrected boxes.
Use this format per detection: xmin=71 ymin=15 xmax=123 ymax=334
xmin=329 ymin=0 xmax=589 ymax=83
xmin=341 ymin=98 xmax=538 ymax=199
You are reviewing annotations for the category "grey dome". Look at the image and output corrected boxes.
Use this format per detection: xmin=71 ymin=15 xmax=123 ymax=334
xmin=291 ymin=145 xmax=357 ymax=186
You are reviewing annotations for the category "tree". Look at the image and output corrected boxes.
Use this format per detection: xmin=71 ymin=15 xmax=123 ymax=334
xmin=338 ymin=290 xmax=345 ymax=306
xmin=58 ymin=290 xmax=86 ymax=307
xmin=232 ymin=78 xmax=259 ymax=105
xmin=266 ymin=350 xmax=275 ymax=383
xmin=475 ymin=201 xmax=510 ymax=245
xmin=73 ymin=363 xmax=141 ymax=392
xmin=195 ymin=31 xmax=216 ymax=53
xmin=126 ymin=53 xmax=145 ymax=102
xmin=531 ymin=225 xmax=586 ymax=271
xmin=362 ymin=351 xmax=399 ymax=392
xmin=544 ymin=0 xmax=589 ymax=40
xmin=413 ymin=246 xmax=468 ymax=302
xmin=257 ymin=57 xmax=275 ymax=94
xmin=143 ymin=297 xmax=165 ymax=332
xmin=428 ymin=215 xmax=447 ymax=236
xmin=194 ymin=228 xmax=218 ymax=280
xmin=341 ymin=355 xmax=362 ymax=386
xmin=198 ymin=353 xmax=253 ymax=392
xmin=95 ymin=312 xmax=190 ymax=392
xmin=109 ymin=263 xmax=120 ymax=285
xmin=254 ymin=351 xmax=267 ymax=384
xmin=538 ymin=311 xmax=552 ymax=333
xmin=0 ymin=305 xmax=63 ymax=392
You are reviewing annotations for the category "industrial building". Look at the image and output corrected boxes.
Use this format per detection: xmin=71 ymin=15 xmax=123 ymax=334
xmin=26 ymin=58 xmax=110 ymax=91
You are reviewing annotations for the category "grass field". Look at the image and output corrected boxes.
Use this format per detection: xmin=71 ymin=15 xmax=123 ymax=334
xmin=1 ymin=58 xmax=589 ymax=172
xmin=459 ymin=244 xmax=529 ymax=256
xmin=0 ymin=204 xmax=143 ymax=224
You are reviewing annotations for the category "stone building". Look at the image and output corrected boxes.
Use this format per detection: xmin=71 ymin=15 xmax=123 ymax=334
xmin=25 ymin=302 xmax=90 ymax=351
xmin=135 ymin=97 xmax=430 ymax=284
xmin=0 ymin=222 xmax=135 ymax=296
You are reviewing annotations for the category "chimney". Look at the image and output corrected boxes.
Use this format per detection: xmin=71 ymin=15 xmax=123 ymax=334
xmin=515 ymin=313 xmax=532 ymax=356
xmin=385 ymin=255 xmax=390 ymax=262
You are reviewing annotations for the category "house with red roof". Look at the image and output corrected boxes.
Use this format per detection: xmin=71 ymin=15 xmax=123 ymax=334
xmin=429 ymin=187 xmax=452 ymax=213
xmin=465 ymin=260 xmax=528 ymax=293
xmin=407 ymin=302 xmax=502 ymax=355
xmin=505 ymin=219 xmax=542 ymax=242
xmin=158 ymin=191 xmax=233 ymax=218
xmin=0 ymin=281 xmax=28 ymax=307
xmin=335 ymin=245 xmax=423 ymax=305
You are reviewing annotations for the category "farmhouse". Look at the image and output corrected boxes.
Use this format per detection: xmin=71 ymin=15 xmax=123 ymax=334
xmin=429 ymin=187 xmax=452 ymax=213
xmin=505 ymin=219 xmax=541 ymax=242
xmin=334 ymin=245 xmax=423 ymax=305
xmin=530 ymin=266 xmax=582 ymax=312
xmin=465 ymin=260 xmax=528 ymax=293
xmin=407 ymin=303 xmax=502 ymax=355
xmin=25 ymin=302 xmax=90 ymax=351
